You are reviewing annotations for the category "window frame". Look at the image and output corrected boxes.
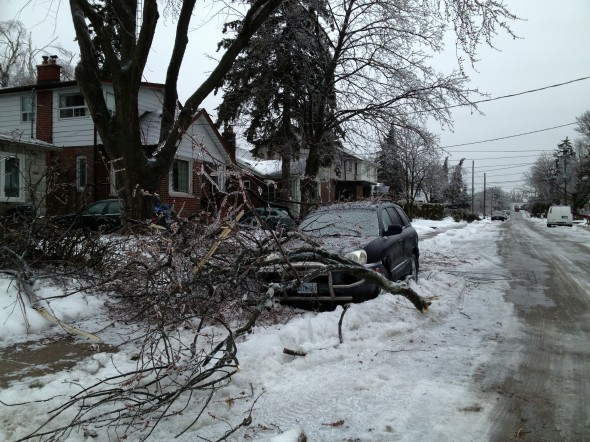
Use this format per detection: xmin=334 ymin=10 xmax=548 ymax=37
xmin=59 ymin=93 xmax=89 ymax=119
xmin=169 ymin=157 xmax=193 ymax=196
xmin=21 ymin=95 xmax=33 ymax=123
xmin=105 ymin=91 xmax=116 ymax=117
xmin=76 ymin=155 xmax=87 ymax=191
xmin=1 ymin=152 xmax=25 ymax=202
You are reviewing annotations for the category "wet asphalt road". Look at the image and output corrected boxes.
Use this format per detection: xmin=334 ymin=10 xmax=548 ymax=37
xmin=488 ymin=212 xmax=590 ymax=441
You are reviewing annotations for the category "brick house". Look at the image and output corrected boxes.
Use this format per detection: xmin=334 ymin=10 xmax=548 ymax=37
xmin=0 ymin=56 xmax=235 ymax=217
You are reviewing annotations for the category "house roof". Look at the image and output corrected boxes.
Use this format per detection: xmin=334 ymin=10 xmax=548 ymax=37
xmin=0 ymin=130 xmax=60 ymax=150
xmin=140 ymin=109 xmax=234 ymax=166
xmin=235 ymin=148 xmax=306 ymax=178
xmin=0 ymin=80 xmax=165 ymax=95
xmin=235 ymin=145 xmax=377 ymax=180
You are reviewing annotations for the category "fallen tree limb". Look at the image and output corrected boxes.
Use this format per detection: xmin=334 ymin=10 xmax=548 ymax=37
xmin=283 ymin=348 xmax=307 ymax=357
xmin=338 ymin=304 xmax=350 ymax=344
xmin=0 ymin=246 xmax=101 ymax=342
xmin=278 ymin=252 xmax=432 ymax=312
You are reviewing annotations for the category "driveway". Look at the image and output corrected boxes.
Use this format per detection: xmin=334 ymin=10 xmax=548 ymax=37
xmin=488 ymin=211 xmax=590 ymax=440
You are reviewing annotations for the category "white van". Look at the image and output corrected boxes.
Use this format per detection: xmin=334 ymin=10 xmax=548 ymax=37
xmin=546 ymin=205 xmax=573 ymax=227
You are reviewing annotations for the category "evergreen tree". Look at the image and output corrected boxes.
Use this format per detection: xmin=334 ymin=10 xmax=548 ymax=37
xmin=217 ymin=0 xmax=337 ymax=203
xmin=445 ymin=159 xmax=469 ymax=208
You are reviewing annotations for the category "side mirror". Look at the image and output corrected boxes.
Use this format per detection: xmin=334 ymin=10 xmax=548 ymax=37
xmin=385 ymin=224 xmax=403 ymax=236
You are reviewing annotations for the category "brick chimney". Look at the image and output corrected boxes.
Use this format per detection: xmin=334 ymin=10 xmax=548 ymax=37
xmin=222 ymin=124 xmax=237 ymax=164
xmin=37 ymin=55 xmax=62 ymax=83
xmin=36 ymin=56 xmax=62 ymax=143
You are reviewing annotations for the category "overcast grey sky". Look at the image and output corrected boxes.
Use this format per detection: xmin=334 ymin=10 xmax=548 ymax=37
xmin=4 ymin=0 xmax=590 ymax=195
xmin=431 ymin=0 xmax=590 ymax=194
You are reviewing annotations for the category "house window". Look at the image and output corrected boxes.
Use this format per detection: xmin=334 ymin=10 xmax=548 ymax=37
xmin=264 ymin=182 xmax=277 ymax=199
xmin=59 ymin=93 xmax=88 ymax=118
xmin=170 ymin=158 xmax=192 ymax=194
xmin=109 ymin=158 xmax=124 ymax=196
xmin=243 ymin=180 xmax=251 ymax=190
xmin=1 ymin=152 xmax=24 ymax=201
xmin=345 ymin=160 xmax=353 ymax=172
xmin=105 ymin=92 xmax=115 ymax=116
xmin=76 ymin=156 xmax=87 ymax=191
xmin=210 ymin=165 xmax=227 ymax=193
xmin=21 ymin=96 xmax=33 ymax=122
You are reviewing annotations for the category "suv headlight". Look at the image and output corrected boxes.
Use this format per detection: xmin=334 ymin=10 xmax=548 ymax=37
xmin=344 ymin=249 xmax=367 ymax=265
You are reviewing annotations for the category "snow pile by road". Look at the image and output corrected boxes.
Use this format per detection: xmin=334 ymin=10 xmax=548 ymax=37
xmin=0 ymin=216 xmax=558 ymax=441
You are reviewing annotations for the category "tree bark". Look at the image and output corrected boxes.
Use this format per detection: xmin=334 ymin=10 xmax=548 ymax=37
xmin=68 ymin=0 xmax=284 ymax=226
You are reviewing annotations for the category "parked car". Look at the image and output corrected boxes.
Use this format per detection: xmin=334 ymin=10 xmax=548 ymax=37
xmin=259 ymin=201 xmax=419 ymax=303
xmin=491 ymin=211 xmax=507 ymax=221
xmin=55 ymin=199 xmax=177 ymax=232
xmin=240 ymin=206 xmax=296 ymax=230
xmin=546 ymin=205 xmax=573 ymax=227
xmin=53 ymin=199 xmax=122 ymax=231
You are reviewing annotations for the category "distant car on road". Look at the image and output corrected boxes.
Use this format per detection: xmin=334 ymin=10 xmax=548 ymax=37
xmin=546 ymin=205 xmax=573 ymax=227
xmin=491 ymin=211 xmax=507 ymax=221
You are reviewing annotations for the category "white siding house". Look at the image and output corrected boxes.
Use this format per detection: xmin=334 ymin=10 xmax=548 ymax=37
xmin=0 ymin=57 xmax=235 ymax=217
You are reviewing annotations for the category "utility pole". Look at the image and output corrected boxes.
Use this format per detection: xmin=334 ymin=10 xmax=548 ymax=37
xmin=471 ymin=161 xmax=474 ymax=215
xmin=483 ymin=173 xmax=486 ymax=218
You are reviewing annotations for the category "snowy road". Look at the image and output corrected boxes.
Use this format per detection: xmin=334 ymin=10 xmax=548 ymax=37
xmin=487 ymin=212 xmax=590 ymax=441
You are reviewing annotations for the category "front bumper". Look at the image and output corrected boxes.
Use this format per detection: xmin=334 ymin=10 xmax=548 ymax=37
xmin=259 ymin=260 xmax=384 ymax=303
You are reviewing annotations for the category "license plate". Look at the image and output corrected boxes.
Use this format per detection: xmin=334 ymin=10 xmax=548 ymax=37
xmin=298 ymin=282 xmax=317 ymax=294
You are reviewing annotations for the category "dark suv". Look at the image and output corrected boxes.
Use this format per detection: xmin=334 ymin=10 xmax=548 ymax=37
xmin=260 ymin=201 xmax=419 ymax=303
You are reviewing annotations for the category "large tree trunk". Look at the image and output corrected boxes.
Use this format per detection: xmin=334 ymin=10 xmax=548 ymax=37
xmin=300 ymin=140 xmax=323 ymax=217
xmin=69 ymin=0 xmax=284 ymax=228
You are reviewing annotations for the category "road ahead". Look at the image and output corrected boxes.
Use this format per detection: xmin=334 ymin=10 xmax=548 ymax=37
xmin=489 ymin=212 xmax=590 ymax=441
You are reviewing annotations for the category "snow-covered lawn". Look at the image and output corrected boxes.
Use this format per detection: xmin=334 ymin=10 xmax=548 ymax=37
xmin=2 ymin=215 xmax=585 ymax=441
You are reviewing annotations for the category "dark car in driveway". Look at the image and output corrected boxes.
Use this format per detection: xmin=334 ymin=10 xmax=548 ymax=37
xmin=54 ymin=199 xmax=121 ymax=231
xmin=260 ymin=201 xmax=419 ymax=303
xmin=240 ymin=206 xmax=297 ymax=231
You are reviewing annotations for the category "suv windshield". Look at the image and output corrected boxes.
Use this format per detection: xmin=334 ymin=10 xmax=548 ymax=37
xmin=300 ymin=209 xmax=379 ymax=237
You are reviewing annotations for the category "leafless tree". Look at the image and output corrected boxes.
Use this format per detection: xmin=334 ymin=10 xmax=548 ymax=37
xmin=290 ymin=0 xmax=519 ymax=209
xmin=63 ymin=0 xmax=284 ymax=226
xmin=525 ymin=153 xmax=564 ymax=204
xmin=573 ymin=110 xmax=590 ymax=209
xmin=0 ymin=20 xmax=76 ymax=87
xmin=377 ymin=125 xmax=441 ymax=217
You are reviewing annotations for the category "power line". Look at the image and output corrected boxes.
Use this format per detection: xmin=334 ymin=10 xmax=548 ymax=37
xmin=439 ymin=122 xmax=577 ymax=148
xmin=464 ymin=154 xmax=545 ymax=161
xmin=451 ymin=149 xmax=553 ymax=153
xmin=431 ymin=76 xmax=590 ymax=115
xmin=475 ymin=162 xmax=533 ymax=171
